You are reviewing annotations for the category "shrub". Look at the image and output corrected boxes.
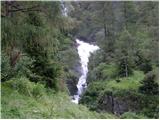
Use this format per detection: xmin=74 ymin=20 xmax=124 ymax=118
xmin=1 ymin=52 xmax=14 ymax=82
xmin=26 ymin=12 xmax=44 ymax=27
xmin=87 ymin=63 xmax=117 ymax=82
xmin=32 ymin=83 xmax=45 ymax=98
xmin=14 ymin=55 xmax=33 ymax=77
xmin=4 ymin=77 xmax=46 ymax=98
xmin=135 ymin=51 xmax=152 ymax=73
xmin=141 ymin=103 xmax=159 ymax=119
xmin=1 ymin=52 xmax=33 ymax=82
xmin=138 ymin=60 xmax=152 ymax=74
xmin=5 ymin=77 xmax=33 ymax=96
xmin=139 ymin=71 xmax=159 ymax=95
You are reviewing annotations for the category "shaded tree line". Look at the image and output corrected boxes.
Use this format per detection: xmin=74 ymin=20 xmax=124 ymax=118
xmin=1 ymin=1 xmax=78 ymax=91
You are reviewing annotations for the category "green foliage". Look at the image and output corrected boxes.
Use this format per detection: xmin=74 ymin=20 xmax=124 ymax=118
xmin=141 ymin=99 xmax=159 ymax=118
xmin=114 ymin=30 xmax=134 ymax=77
xmin=101 ymin=63 xmax=118 ymax=79
xmin=80 ymin=82 xmax=105 ymax=110
xmin=139 ymin=71 xmax=159 ymax=95
xmin=14 ymin=55 xmax=33 ymax=77
xmin=121 ymin=112 xmax=147 ymax=119
xmin=135 ymin=51 xmax=153 ymax=74
xmin=80 ymin=70 xmax=145 ymax=112
xmin=88 ymin=50 xmax=105 ymax=70
xmin=19 ymin=10 xmax=63 ymax=90
xmin=1 ymin=52 xmax=13 ymax=81
xmin=1 ymin=79 xmax=116 ymax=119
xmin=88 ymin=63 xmax=117 ymax=82
xmin=73 ymin=2 xmax=158 ymax=118
xmin=1 ymin=1 xmax=77 ymax=92
xmin=1 ymin=52 xmax=33 ymax=82
xmin=26 ymin=12 xmax=44 ymax=27
xmin=105 ymin=71 xmax=144 ymax=91
xmin=116 ymin=55 xmax=133 ymax=77
xmin=32 ymin=84 xmax=46 ymax=98
xmin=1 ymin=17 xmax=23 ymax=50
xmin=136 ymin=94 xmax=159 ymax=119
xmin=59 ymin=47 xmax=79 ymax=69
xmin=3 ymin=77 xmax=46 ymax=97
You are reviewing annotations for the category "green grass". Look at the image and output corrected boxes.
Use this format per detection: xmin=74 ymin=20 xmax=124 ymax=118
xmin=1 ymin=77 xmax=116 ymax=119
xmin=105 ymin=71 xmax=145 ymax=91
xmin=1 ymin=71 xmax=145 ymax=119
xmin=120 ymin=112 xmax=148 ymax=119
xmin=81 ymin=70 xmax=145 ymax=100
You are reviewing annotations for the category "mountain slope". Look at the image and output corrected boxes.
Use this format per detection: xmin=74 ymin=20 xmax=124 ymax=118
xmin=1 ymin=77 xmax=116 ymax=119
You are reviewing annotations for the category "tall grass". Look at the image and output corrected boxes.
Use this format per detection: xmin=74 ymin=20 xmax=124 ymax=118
xmin=1 ymin=77 xmax=116 ymax=119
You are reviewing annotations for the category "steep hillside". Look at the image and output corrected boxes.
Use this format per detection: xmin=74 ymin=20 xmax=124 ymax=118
xmin=1 ymin=77 xmax=116 ymax=119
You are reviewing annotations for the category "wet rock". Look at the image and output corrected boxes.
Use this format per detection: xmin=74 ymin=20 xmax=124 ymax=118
xmin=98 ymin=95 xmax=114 ymax=113
xmin=67 ymin=79 xmax=78 ymax=96
xmin=97 ymin=93 xmax=140 ymax=115
xmin=82 ymin=84 xmax=86 ymax=87
xmin=66 ymin=57 xmax=81 ymax=96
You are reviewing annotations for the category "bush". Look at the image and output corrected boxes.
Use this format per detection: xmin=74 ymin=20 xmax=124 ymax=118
xmin=14 ymin=55 xmax=33 ymax=77
xmin=1 ymin=52 xmax=14 ymax=82
xmin=87 ymin=63 xmax=117 ymax=82
xmin=135 ymin=51 xmax=153 ymax=73
xmin=5 ymin=77 xmax=33 ymax=96
xmin=138 ymin=60 xmax=152 ymax=74
xmin=32 ymin=83 xmax=45 ymax=98
xmin=141 ymin=102 xmax=159 ymax=119
xmin=101 ymin=63 xmax=118 ymax=79
xmin=139 ymin=71 xmax=159 ymax=95
xmin=2 ymin=80 xmax=117 ymax=119
xmin=4 ymin=77 xmax=46 ymax=98
xmin=1 ymin=52 xmax=33 ymax=82
xmin=26 ymin=12 xmax=44 ymax=27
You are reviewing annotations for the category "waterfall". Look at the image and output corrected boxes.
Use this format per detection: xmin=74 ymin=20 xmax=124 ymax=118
xmin=71 ymin=39 xmax=99 ymax=104
xmin=61 ymin=0 xmax=68 ymax=17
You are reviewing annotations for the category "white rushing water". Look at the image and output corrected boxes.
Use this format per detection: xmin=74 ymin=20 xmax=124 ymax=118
xmin=61 ymin=0 xmax=68 ymax=17
xmin=71 ymin=39 xmax=99 ymax=104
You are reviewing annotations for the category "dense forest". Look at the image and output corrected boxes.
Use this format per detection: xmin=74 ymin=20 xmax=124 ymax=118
xmin=1 ymin=1 xmax=159 ymax=119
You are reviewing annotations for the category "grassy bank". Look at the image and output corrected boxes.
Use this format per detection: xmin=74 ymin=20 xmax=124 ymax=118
xmin=1 ymin=77 xmax=116 ymax=119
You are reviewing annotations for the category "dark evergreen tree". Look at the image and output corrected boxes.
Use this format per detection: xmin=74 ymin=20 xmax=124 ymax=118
xmin=117 ymin=50 xmax=133 ymax=77
xmin=139 ymin=71 xmax=158 ymax=95
xmin=135 ymin=51 xmax=152 ymax=73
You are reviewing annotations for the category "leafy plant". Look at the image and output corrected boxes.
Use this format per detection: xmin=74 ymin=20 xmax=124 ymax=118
xmin=139 ymin=71 xmax=159 ymax=95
